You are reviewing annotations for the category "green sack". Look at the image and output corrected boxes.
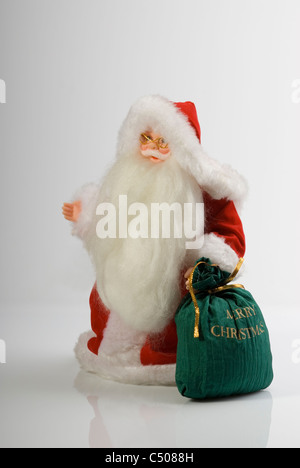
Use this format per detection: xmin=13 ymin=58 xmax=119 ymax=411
xmin=175 ymin=258 xmax=273 ymax=399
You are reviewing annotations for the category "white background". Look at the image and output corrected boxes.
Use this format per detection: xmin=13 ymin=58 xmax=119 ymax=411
xmin=0 ymin=0 xmax=300 ymax=448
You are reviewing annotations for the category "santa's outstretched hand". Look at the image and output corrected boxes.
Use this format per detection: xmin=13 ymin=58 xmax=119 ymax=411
xmin=62 ymin=201 xmax=82 ymax=223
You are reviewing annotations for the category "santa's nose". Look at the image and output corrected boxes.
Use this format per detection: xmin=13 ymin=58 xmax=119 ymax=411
xmin=151 ymin=141 xmax=160 ymax=150
xmin=144 ymin=140 xmax=156 ymax=149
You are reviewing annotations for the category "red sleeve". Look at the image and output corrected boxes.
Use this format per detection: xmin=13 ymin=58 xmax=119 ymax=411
xmin=203 ymin=191 xmax=246 ymax=258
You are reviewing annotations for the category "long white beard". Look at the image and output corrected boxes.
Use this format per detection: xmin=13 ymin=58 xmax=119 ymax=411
xmin=85 ymin=151 xmax=204 ymax=333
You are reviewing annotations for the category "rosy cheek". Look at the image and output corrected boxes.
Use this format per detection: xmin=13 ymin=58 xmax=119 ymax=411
xmin=159 ymin=147 xmax=171 ymax=156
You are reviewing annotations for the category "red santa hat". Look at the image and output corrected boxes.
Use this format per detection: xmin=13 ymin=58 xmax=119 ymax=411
xmin=117 ymin=95 xmax=247 ymax=204
xmin=173 ymin=101 xmax=202 ymax=143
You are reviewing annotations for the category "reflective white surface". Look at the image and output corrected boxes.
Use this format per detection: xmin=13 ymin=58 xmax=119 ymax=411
xmin=0 ymin=303 xmax=299 ymax=448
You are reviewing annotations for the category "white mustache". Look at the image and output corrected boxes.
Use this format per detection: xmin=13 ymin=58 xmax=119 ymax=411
xmin=140 ymin=149 xmax=169 ymax=161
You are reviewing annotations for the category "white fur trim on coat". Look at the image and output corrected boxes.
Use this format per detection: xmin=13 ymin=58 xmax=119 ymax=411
xmin=74 ymin=331 xmax=176 ymax=386
xmin=71 ymin=183 xmax=99 ymax=240
xmin=199 ymin=233 xmax=240 ymax=273
xmin=117 ymin=95 xmax=248 ymax=204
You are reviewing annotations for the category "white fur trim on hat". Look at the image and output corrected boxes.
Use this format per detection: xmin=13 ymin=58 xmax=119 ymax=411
xmin=117 ymin=95 xmax=248 ymax=204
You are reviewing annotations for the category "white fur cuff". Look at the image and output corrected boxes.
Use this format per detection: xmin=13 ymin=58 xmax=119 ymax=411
xmin=199 ymin=233 xmax=240 ymax=273
xmin=71 ymin=183 xmax=99 ymax=240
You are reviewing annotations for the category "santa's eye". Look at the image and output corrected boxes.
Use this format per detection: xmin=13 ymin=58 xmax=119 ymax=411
xmin=140 ymin=134 xmax=152 ymax=144
xmin=158 ymin=138 xmax=169 ymax=149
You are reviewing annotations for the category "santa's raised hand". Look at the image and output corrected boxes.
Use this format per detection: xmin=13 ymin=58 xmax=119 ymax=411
xmin=62 ymin=201 xmax=82 ymax=223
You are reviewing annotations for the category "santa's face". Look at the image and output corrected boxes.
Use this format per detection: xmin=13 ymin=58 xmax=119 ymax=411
xmin=139 ymin=130 xmax=171 ymax=164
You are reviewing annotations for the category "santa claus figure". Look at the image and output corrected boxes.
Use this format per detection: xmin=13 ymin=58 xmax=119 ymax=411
xmin=63 ymin=95 xmax=247 ymax=386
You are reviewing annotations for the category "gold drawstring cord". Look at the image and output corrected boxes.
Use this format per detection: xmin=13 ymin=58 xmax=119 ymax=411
xmin=188 ymin=258 xmax=245 ymax=339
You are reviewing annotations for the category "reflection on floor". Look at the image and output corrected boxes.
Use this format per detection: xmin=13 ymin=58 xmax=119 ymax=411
xmin=74 ymin=370 xmax=273 ymax=449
